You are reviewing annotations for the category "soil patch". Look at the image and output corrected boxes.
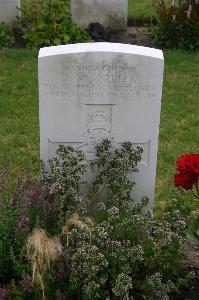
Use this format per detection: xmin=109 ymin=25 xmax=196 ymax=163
xmin=88 ymin=23 xmax=154 ymax=48
xmin=172 ymin=239 xmax=199 ymax=300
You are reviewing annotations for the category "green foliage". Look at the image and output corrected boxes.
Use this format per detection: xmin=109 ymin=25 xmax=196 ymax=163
xmin=43 ymin=145 xmax=87 ymax=232
xmin=151 ymin=0 xmax=199 ymax=50
xmin=19 ymin=0 xmax=91 ymax=48
xmin=0 ymin=140 xmax=188 ymax=299
xmin=0 ymin=163 xmax=27 ymax=284
xmin=0 ymin=22 xmax=15 ymax=48
xmin=90 ymin=140 xmax=143 ymax=204
xmin=186 ymin=212 xmax=199 ymax=241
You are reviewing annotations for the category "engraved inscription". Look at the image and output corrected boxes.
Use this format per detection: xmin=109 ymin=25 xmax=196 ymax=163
xmin=76 ymin=63 xmax=137 ymax=86
xmin=43 ymin=63 xmax=157 ymax=100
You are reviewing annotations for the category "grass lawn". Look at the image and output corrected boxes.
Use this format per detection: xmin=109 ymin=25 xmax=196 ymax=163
xmin=0 ymin=50 xmax=39 ymax=174
xmin=156 ymin=50 xmax=199 ymax=209
xmin=0 ymin=49 xmax=198 ymax=210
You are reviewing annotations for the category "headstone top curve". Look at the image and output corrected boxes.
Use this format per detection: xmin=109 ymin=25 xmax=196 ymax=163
xmin=39 ymin=43 xmax=164 ymax=60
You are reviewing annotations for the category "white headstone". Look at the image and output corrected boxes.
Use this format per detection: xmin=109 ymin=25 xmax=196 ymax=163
xmin=71 ymin=0 xmax=128 ymax=30
xmin=0 ymin=0 xmax=20 ymax=25
xmin=39 ymin=43 xmax=164 ymax=207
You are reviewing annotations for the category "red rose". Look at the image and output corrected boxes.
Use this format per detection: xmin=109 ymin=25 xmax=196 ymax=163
xmin=174 ymin=173 xmax=198 ymax=190
xmin=176 ymin=154 xmax=199 ymax=176
xmin=174 ymin=153 xmax=199 ymax=191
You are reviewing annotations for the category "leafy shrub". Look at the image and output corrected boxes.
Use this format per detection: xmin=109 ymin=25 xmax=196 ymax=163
xmin=0 ymin=140 xmax=188 ymax=299
xmin=0 ymin=164 xmax=34 ymax=286
xmin=18 ymin=0 xmax=91 ymax=48
xmin=0 ymin=22 xmax=15 ymax=48
xmin=151 ymin=0 xmax=199 ymax=50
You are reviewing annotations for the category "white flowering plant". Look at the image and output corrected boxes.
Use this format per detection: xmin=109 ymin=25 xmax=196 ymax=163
xmin=0 ymin=140 xmax=188 ymax=299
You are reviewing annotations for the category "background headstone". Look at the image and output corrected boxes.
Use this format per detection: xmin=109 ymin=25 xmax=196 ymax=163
xmin=39 ymin=43 xmax=164 ymax=207
xmin=71 ymin=0 xmax=128 ymax=30
xmin=0 ymin=0 xmax=20 ymax=26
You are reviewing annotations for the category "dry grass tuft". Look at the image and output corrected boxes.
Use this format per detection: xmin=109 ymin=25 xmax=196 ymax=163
xmin=25 ymin=229 xmax=62 ymax=299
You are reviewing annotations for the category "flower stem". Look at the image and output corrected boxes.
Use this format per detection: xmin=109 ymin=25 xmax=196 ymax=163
xmin=193 ymin=182 xmax=199 ymax=199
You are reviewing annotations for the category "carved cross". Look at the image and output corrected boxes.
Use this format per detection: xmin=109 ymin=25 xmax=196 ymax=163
xmin=48 ymin=104 xmax=150 ymax=165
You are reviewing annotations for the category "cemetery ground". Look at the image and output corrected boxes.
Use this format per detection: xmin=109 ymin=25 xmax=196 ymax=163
xmin=0 ymin=1 xmax=199 ymax=299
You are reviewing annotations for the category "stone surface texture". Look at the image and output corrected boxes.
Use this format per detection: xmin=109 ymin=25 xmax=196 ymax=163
xmin=39 ymin=43 xmax=164 ymax=207
xmin=0 ymin=0 xmax=20 ymax=25
xmin=71 ymin=0 xmax=128 ymax=30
